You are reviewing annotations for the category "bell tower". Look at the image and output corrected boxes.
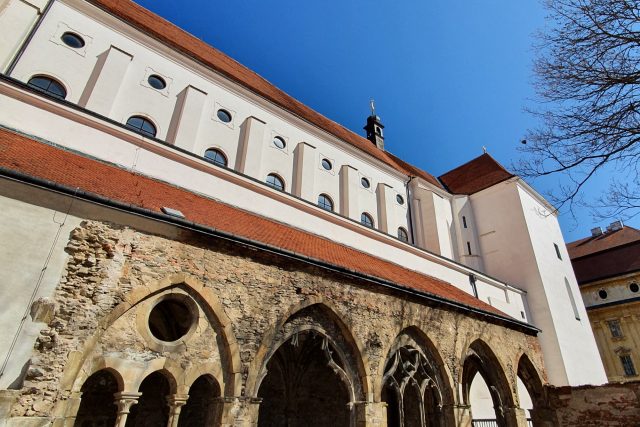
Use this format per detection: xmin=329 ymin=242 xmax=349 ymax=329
xmin=364 ymin=99 xmax=385 ymax=150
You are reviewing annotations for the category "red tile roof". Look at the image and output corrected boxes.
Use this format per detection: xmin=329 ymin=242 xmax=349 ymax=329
xmin=567 ymin=227 xmax=640 ymax=284
xmin=87 ymin=0 xmax=442 ymax=188
xmin=0 ymin=127 xmax=508 ymax=320
xmin=438 ymin=153 xmax=515 ymax=195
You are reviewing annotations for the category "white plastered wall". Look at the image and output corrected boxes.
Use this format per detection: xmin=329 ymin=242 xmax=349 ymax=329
xmin=471 ymin=180 xmax=606 ymax=386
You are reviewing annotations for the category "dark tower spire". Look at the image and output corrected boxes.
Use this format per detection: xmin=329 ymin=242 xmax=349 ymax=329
xmin=364 ymin=99 xmax=385 ymax=150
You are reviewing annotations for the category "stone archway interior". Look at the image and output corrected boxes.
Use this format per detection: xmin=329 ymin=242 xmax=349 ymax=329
xmin=126 ymin=371 xmax=171 ymax=427
xmin=382 ymin=346 xmax=444 ymax=427
xmin=516 ymin=376 xmax=533 ymax=420
xmin=257 ymin=331 xmax=351 ymax=427
xmin=469 ymin=373 xmax=498 ymax=421
xmin=178 ymin=375 xmax=221 ymax=427
xmin=74 ymin=369 xmax=119 ymax=427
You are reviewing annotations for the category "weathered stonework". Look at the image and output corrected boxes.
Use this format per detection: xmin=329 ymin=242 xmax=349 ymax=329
xmin=6 ymin=220 xmax=549 ymax=426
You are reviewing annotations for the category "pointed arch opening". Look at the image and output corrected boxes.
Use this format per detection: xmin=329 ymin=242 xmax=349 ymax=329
xmin=517 ymin=354 xmax=547 ymax=425
xmin=178 ymin=375 xmax=221 ymax=427
xmin=73 ymin=369 xmax=120 ymax=427
xmin=126 ymin=370 xmax=173 ymax=427
xmin=381 ymin=328 xmax=454 ymax=427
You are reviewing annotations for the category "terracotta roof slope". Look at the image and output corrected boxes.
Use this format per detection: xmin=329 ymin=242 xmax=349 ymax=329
xmin=0 ymin=127 xmax=508 ymax=320
xmin=438 ymin=153 xmax=515 ymax=195
xmin=88 ymin=0 xmax=441 ymax=187
xmin=567 ymin=226 xmax=640 ymax=259
xmin=570 ymin=242 xmax=640 ymax=284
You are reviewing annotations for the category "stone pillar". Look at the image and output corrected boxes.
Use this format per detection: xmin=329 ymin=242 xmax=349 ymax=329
xmin=376 ymin=183 xmax=392 ymax=233
xmin=113 ymin=391 xmax=141 ymax=427
xmin=212 ymin=397 xmax=262 ymax=427
xmin=166 ymin=85 xmax=207 ymax=151
xmin=339 ymin=164 xmax=359 ymax=219
xmin=353 ymin=401 xmax=387 ymax=427
xmin=79 ymin=46 xmax=133 ymax=115
xmin=451 ymin=404 xmax=472 ymax=427
xmin=166 ymin=394 xmax=189 ymax=427
xmin=236 ymin=116 xmax=266 ymax=177
xmin=292 ymin=141 xmax=316 ymax=200
xmin=502 ymin=406 xmax=529 ymax=427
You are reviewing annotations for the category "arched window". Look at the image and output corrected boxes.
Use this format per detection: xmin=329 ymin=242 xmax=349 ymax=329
xmin=204 ymin=148 xmax=227 ymax=167
xmin=397 ymin=227 xmax=409 ymax=242
xmin=317 ymin=194 xmax=334 ymax=211
xmin=266 ymin=173 xmax=285 ymax=191
xmin=27 ymin=75 xmax=66 ymax=99
xmin=125 ymin=115 xmax=156 ymax=137
xmin=361 ymin=212 xmax=374 ymax=228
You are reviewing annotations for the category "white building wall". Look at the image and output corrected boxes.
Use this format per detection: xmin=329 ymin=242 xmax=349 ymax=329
xmin=0 ymin=0 xmax=48 ymax=73
xmin=471 ymin=180 xmax=606 ymax=386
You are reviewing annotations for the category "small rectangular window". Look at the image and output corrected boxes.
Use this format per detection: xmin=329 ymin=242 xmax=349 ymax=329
xmin=554 ymin=243 xmax=562 ymax=260
xmin=467 ymin=241 xmax=472 ymax=255
xmin=565 ymin=279 xmax=581 ymax=320
xmin=608 ymin=320 xmax=623 ymax=338
xmin=463 ymin=216 xmax=468 ymax=228
xmin=620 ymin=354 xmax=637 ymax=376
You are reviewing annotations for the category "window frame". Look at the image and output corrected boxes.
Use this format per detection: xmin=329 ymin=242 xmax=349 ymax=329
xmin=397 ymin=227 xmax=409 ymax=242
xmin=27 ymin=75 xmax=67 ymax=99
xmin=317 ymin=194 xmax=334 ymax=212
xmin=266 ymin=173 xmax=285 ymax=191
xmin=620 ymin=354 xmax=637 ymax=376
xmin=360 ymin=212 xmax=374 ymax=228
xmin=607 ymin=320 xmax=623 ymax=338
xmin=204 ymin=148 xmax=228 ymax=167
xmin=125 ymin=115 xmax=157 ymax=138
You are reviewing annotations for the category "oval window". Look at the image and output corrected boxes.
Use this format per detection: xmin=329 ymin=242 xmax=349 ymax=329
xmin=147 ymin=74 xmax=166 ymax=90
xmin=396 ymin=194 xmax=405 ymax=205
xmin=148 ymin=298 xmax=195 ymax=342
xmin=598 ymin=289 xmax=608 ymax=299
xmin=273 ymin=136 xmax=286 ymax=149
xmin=321 ymin=158 xmax=332 ymax=170
xmin=361 ymin=177 xmax=370 ymax=188
xmin=217 ymin=109 xmax=232 ymax=123
xmin=61 ymin=32 xmax=85 ymax=49
xmin=630 ymin=283 xmax=639 ymax=293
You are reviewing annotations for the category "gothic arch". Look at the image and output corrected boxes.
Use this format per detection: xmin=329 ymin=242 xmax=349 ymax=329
xmin=56 ymin=273 xmax=242 ymax=421
xmin=517 ymin=353 xmax=549 ymax=424
xmin=248 ymin=301 xmax=369 ymax=427
xmin=461 ymin=339 xmax=516 ymax=427
xmin=246 ymin=299 xmax=370 ymax=398
xmin=380 ymin=327 xmax=455 ymax=426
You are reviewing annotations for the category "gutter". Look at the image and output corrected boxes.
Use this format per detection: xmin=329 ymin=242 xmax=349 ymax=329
xmin=0 ymin=167 xmax=539 ymax=335
xmin=5 ymin=0 xmax=54 ymax=76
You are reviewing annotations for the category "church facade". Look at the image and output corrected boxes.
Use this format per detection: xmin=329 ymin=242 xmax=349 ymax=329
xmin=0 ymin=0 xmax=628 ymax=426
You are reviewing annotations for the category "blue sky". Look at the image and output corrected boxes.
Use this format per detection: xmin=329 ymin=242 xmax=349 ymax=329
xmin=134 ymin=0 xmax=637 ymax=241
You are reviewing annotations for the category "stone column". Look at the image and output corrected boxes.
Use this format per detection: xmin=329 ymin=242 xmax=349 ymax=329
xmin=353 ymin=401 xmax=387 ymax=427
xmin=113 ymin=391 xmax=141 ymax=427
xmin=236 ymin=116 xmax=266 ymax=177
xmin=292 ymin=141 xmax=316 ymax=200
xmin=166 ymin=394 xmax=189 ymax=427
xmin=502 ymin=406 xmax=529 ymax=427
xmin=451 ymin=404 xmax=472 ymax=427
xmin=212 ymin=397 xmax=261 ymax=427
xmin=166 ymin=85 xmax=207 ymax=151
xmin=339 ymin=164 xmax=359 ymax=220
xmin=79 ymin=46 xmax=133 ymax=115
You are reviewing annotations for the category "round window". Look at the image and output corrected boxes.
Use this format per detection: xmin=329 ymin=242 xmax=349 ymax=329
xmin=361 ymin=177 xmax=370 ymax=188
xmin=273 ymin=136 xmax=286 ymax=149
xmin=396 ymin=194 xmax=405 ymax=205
xmin=61 ymin=32 xmax=85 ymax=49
xmin=322 ymin=158 xmax=332 ymax=170
xmin=148 ymin=298 xmax=195 ymax=342
xmin=630 ymin=283 xmax=639 ymax=293
xmin=217 ymin=109 xmax=232 ymax=123
xmin=147 ymin=74 xmax=166 ymax=90
xmin=598 ymin=289 xmax=608 ymax=300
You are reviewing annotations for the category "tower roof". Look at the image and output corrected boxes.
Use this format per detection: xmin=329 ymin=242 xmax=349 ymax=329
xmin=438 ymin=153 xmax=515 ymax=195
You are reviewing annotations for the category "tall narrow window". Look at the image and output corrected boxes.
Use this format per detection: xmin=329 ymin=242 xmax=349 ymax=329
xmin=565 ymin=278 xmax=580 ymax=320
xmin=397 ymin=227 xmax=409 ymax=242
xmin=466 ymin=241 xmax=472 ymax=255
xmin=27 ymin=75 xmax=67 ymax=99
xmin=125 ymin=116 xmax=156 ymax=137
xmin=554 ymin=243 xmax=562 ymax=260
xmin=469 ymin=274 xmax=478 ymax=298
xmin=462 ymin=216 xmax=468 ymax=228
xmin=620 ymin=354 xmax=637 ymax=376
xmin=607 ymin=320 xmax=623 ymax=338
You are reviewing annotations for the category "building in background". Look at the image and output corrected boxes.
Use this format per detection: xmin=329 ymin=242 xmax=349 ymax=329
xmin=1 ymin=0 xmax=636 ymax=426
xmin=568 ymin=223 xmax=640 ymax=383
